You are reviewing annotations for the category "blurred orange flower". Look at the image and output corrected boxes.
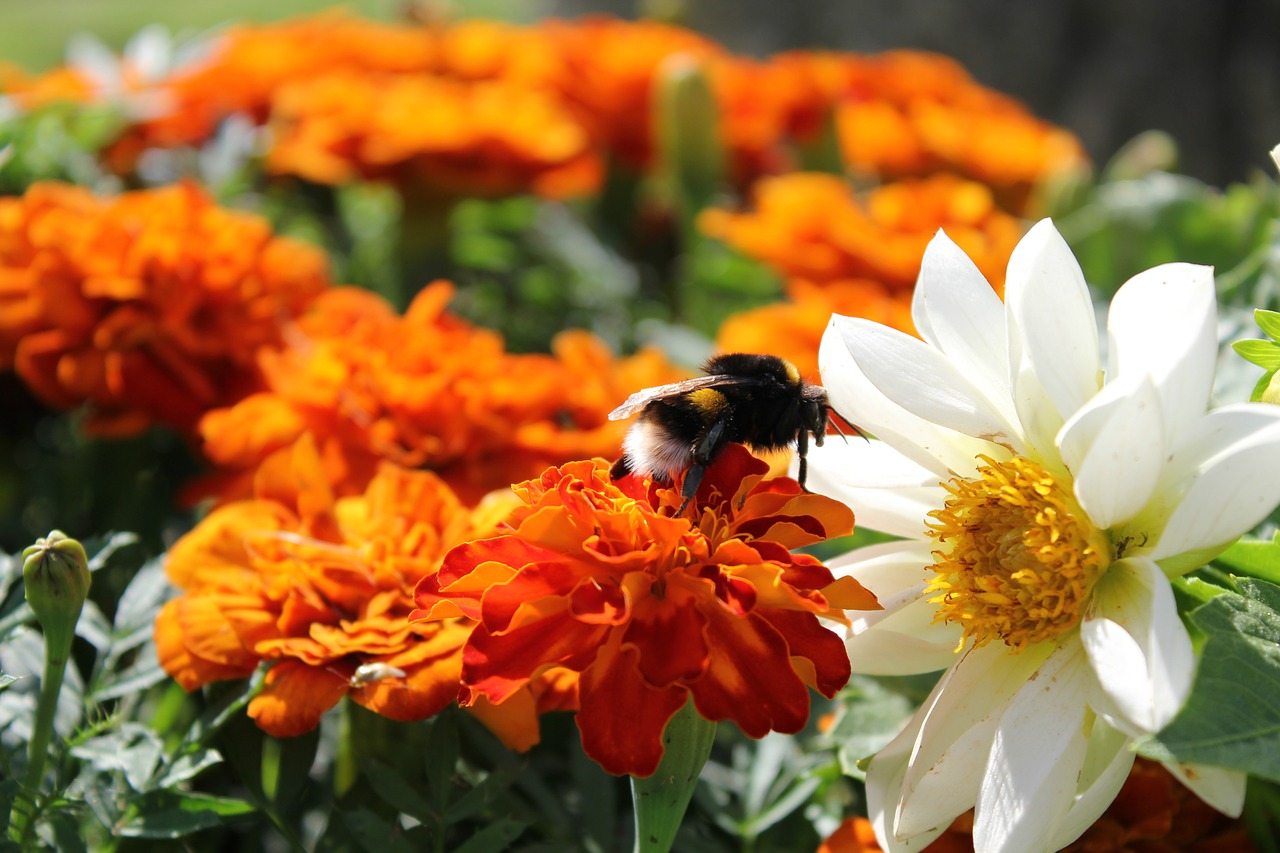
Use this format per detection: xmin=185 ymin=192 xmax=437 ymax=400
xmin=413 ymin=445 xmax=877 ymax=777
xmin=764 ymin=50 xmax=1087 ymax=205
xmin=817 ymin=759 xmax=1259 ymax=852
xmin=0 ymin=181 xmax=327 ymax=435
xmin=701 ymin=172 xmax=1022 ymax=292
xmin=265 ymin=71 xmax=600 ymax=197
xmin=706 ymin=173 xmax=1020 ymax=375
xmin=193 ymin=281 xmax=687 ymax=507
xmin=540 ymin=16 xmax=722 ymax=170
xmin=155 ymin=435 xmax=555 ymax=747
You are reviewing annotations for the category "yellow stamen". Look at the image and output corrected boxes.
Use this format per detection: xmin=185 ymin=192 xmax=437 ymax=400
xmin=925 ymin=454 xmax=1108 ymax=652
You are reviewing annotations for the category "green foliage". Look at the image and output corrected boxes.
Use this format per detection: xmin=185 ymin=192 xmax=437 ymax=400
xmin=0 ymin=104 xmax=123 ymax=194
xmin=1053 ymin=137 xmax=1280 ymax=305
xmin=1141 ymin=577 xmax=1280 ymax=782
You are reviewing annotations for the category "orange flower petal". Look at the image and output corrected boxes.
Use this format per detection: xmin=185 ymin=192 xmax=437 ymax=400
xmin=576 ymin=637 xmax=688 ymax=778
xmin=248 ymin=661 xmax=350 ymax=738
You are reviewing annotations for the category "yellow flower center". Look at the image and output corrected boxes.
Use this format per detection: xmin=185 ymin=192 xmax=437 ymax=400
xmin=925 ymin=454 xmax=1109 ymax=651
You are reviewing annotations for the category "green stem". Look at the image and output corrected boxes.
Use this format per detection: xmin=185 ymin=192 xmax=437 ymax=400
xmin=631 ymin=697 xmax=717 ymax=853
xmin=9 ymin=630 xmax=73 ymax=844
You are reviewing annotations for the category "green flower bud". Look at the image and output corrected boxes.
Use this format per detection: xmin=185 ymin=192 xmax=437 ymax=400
xmin=22 ymin=531 xmax=90 ymax=652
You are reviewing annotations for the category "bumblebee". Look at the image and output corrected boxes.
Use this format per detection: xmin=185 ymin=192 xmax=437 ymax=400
xmin=609 ymin=353 xmax=841 ymax=513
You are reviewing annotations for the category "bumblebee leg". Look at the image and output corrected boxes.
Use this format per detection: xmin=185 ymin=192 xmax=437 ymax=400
xmin=609 ymin=455 xmax=632 ymax=480
xmin=677 ymin=418 xmax=729 ymax=515
xmin=676 ymin=463 xmax=705 ymax=515
xmin=796 ymin=426 xmax=810 ymax=490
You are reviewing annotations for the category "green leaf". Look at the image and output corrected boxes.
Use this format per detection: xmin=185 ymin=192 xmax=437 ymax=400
xmin=363 ymin=758 xmax=437 ymax=826
xmin=451 ymin=816 xmax=527 ymax=853
xmin=1140 ymin=579 xmax=1280 ymax=781
xmin=1233 ymin=339 xmax=1280 ymax=369
xmin=114 ymin=791 xmax=256 ymax=838
xmin=152 ymin=748 xmax=224 ymax=790
xmin=340 ymin=808 xmax=417 ymax=853
xmin=424 ymin=707 xmax=460 ymax=815
xmin=830 ymin=676 xmax=920 ymax=780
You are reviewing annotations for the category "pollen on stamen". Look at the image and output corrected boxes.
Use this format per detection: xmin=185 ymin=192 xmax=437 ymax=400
xmin=924 ymin=454 xmax=1109 ymax=652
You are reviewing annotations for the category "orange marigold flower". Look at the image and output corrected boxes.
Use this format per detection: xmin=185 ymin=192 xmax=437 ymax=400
xmin=762 ymin=50 xmax=1086 ymax=206
xmin=0 ymin=181 xmax=328 ymax=436
xmin=413 ymin=445 xmax=878 ymax=777
xmin=155 ymin=435 xmax=553 ymax=747
xmin=192 ymin=282 xmax=687 ymax=506
xmin=540 ymin=16 xmax=724 ymax=170
xmin=700 ymin=172 xmax=1022 ymax=293
xmin=264 ymin=70 xmax=600 ymax=198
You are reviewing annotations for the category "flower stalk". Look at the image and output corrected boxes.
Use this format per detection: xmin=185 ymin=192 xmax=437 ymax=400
xmin=10 ymin=531 xmax=91 ymax=843
xmin=630 ymin=698 xmax=717 ymax=853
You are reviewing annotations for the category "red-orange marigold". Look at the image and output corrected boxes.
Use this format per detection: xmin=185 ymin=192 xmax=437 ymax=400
xmin=155 ymin=435 xmax=552 ymax=747
xmin=0 ymin=181 xmax=328 ymax=435
xmin=192 ymin=282 xmax=687 ymax=507
xmin=413 ymin=444 xmax=878 ymax=777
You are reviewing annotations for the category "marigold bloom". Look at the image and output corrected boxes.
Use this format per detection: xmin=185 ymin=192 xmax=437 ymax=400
xmin=265 ymin=70 xmax=600 ymax=197
xmin=193 ymin=282 xmax=686 ymax=506
xmin=0 ymin=181 xmax=328 ymax=435
xmin=701 ymin=172 xmax=1022 ymax=293
xmin=763 ymin=50 xmax=1086 ymax=204
xmin=155 ymin=436 xmax=554 ymax=746
xmin=413 ymin=445 xmax=877 ymax=777
xmin=540 ymin=16 xmax=723 ymax=169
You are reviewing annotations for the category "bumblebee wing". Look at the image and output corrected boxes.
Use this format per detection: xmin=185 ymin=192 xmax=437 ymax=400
xmin=608 ymin=375 xmax=752 ymax=420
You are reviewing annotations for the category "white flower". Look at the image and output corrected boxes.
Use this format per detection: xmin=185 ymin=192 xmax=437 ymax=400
xmin=807 ymin=219 xmax=1280 ymax=852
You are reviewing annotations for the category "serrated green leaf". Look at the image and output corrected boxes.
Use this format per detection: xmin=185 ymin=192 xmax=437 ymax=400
xmin=831 ymin=676 xmax=918 ymax=780
xmin=1233 ymin=339 xmax=1280 ymax=369
xmin=114 ymin=791 xmax=256 ymax=838
xmin=1141 ymin=579 xmax=1280 ymax=781
xmin=152 ymin=748 xmax=223 ymax=790
xmin=91 ymin=648 xmax=168 ymax=702
xmin=451 ymin=816 xmax=527 ymax=853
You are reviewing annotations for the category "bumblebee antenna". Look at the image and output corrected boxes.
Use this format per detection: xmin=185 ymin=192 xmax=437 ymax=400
xmin=827 ymin=406 xmax=868 ymax=443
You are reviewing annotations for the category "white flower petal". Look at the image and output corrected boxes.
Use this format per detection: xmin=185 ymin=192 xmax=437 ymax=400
xmin=866 ymin=706 xmax=948 ymax=853
xmin=801 ymin=439 xmax=943 ymax=539
xmin=973 ymin=644 xmax=1091 ymax=853
xmin=1162 ymin=762 xmax=1248 ymax=817
xmin=1058 ymin=375 xmax=1164 ymax=529
xmin=830 ymin=316 xmax=1020 ymax=451
xmin=911 ymin=230 xmax=1014 ymax=423
xmin=821 ymin=318 xmax=1002 ymax=477
xmin=897 ymin=643 xmax=1054 ymax=836
xmin=1107 ymin=263 xmax=1217 ymax=453
xmin=1005 ymin=220 xmax=1101 ymax=435
xmin=1051 ymin=723 xmax=1136 ymax=850
xmin=828 ymin=542 xmax=961 ymax=675
xmin=1082 ymin=557 xmax=1195 ymax=735
xmin=1144 ymin=403 xmax=1280 ymax=560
